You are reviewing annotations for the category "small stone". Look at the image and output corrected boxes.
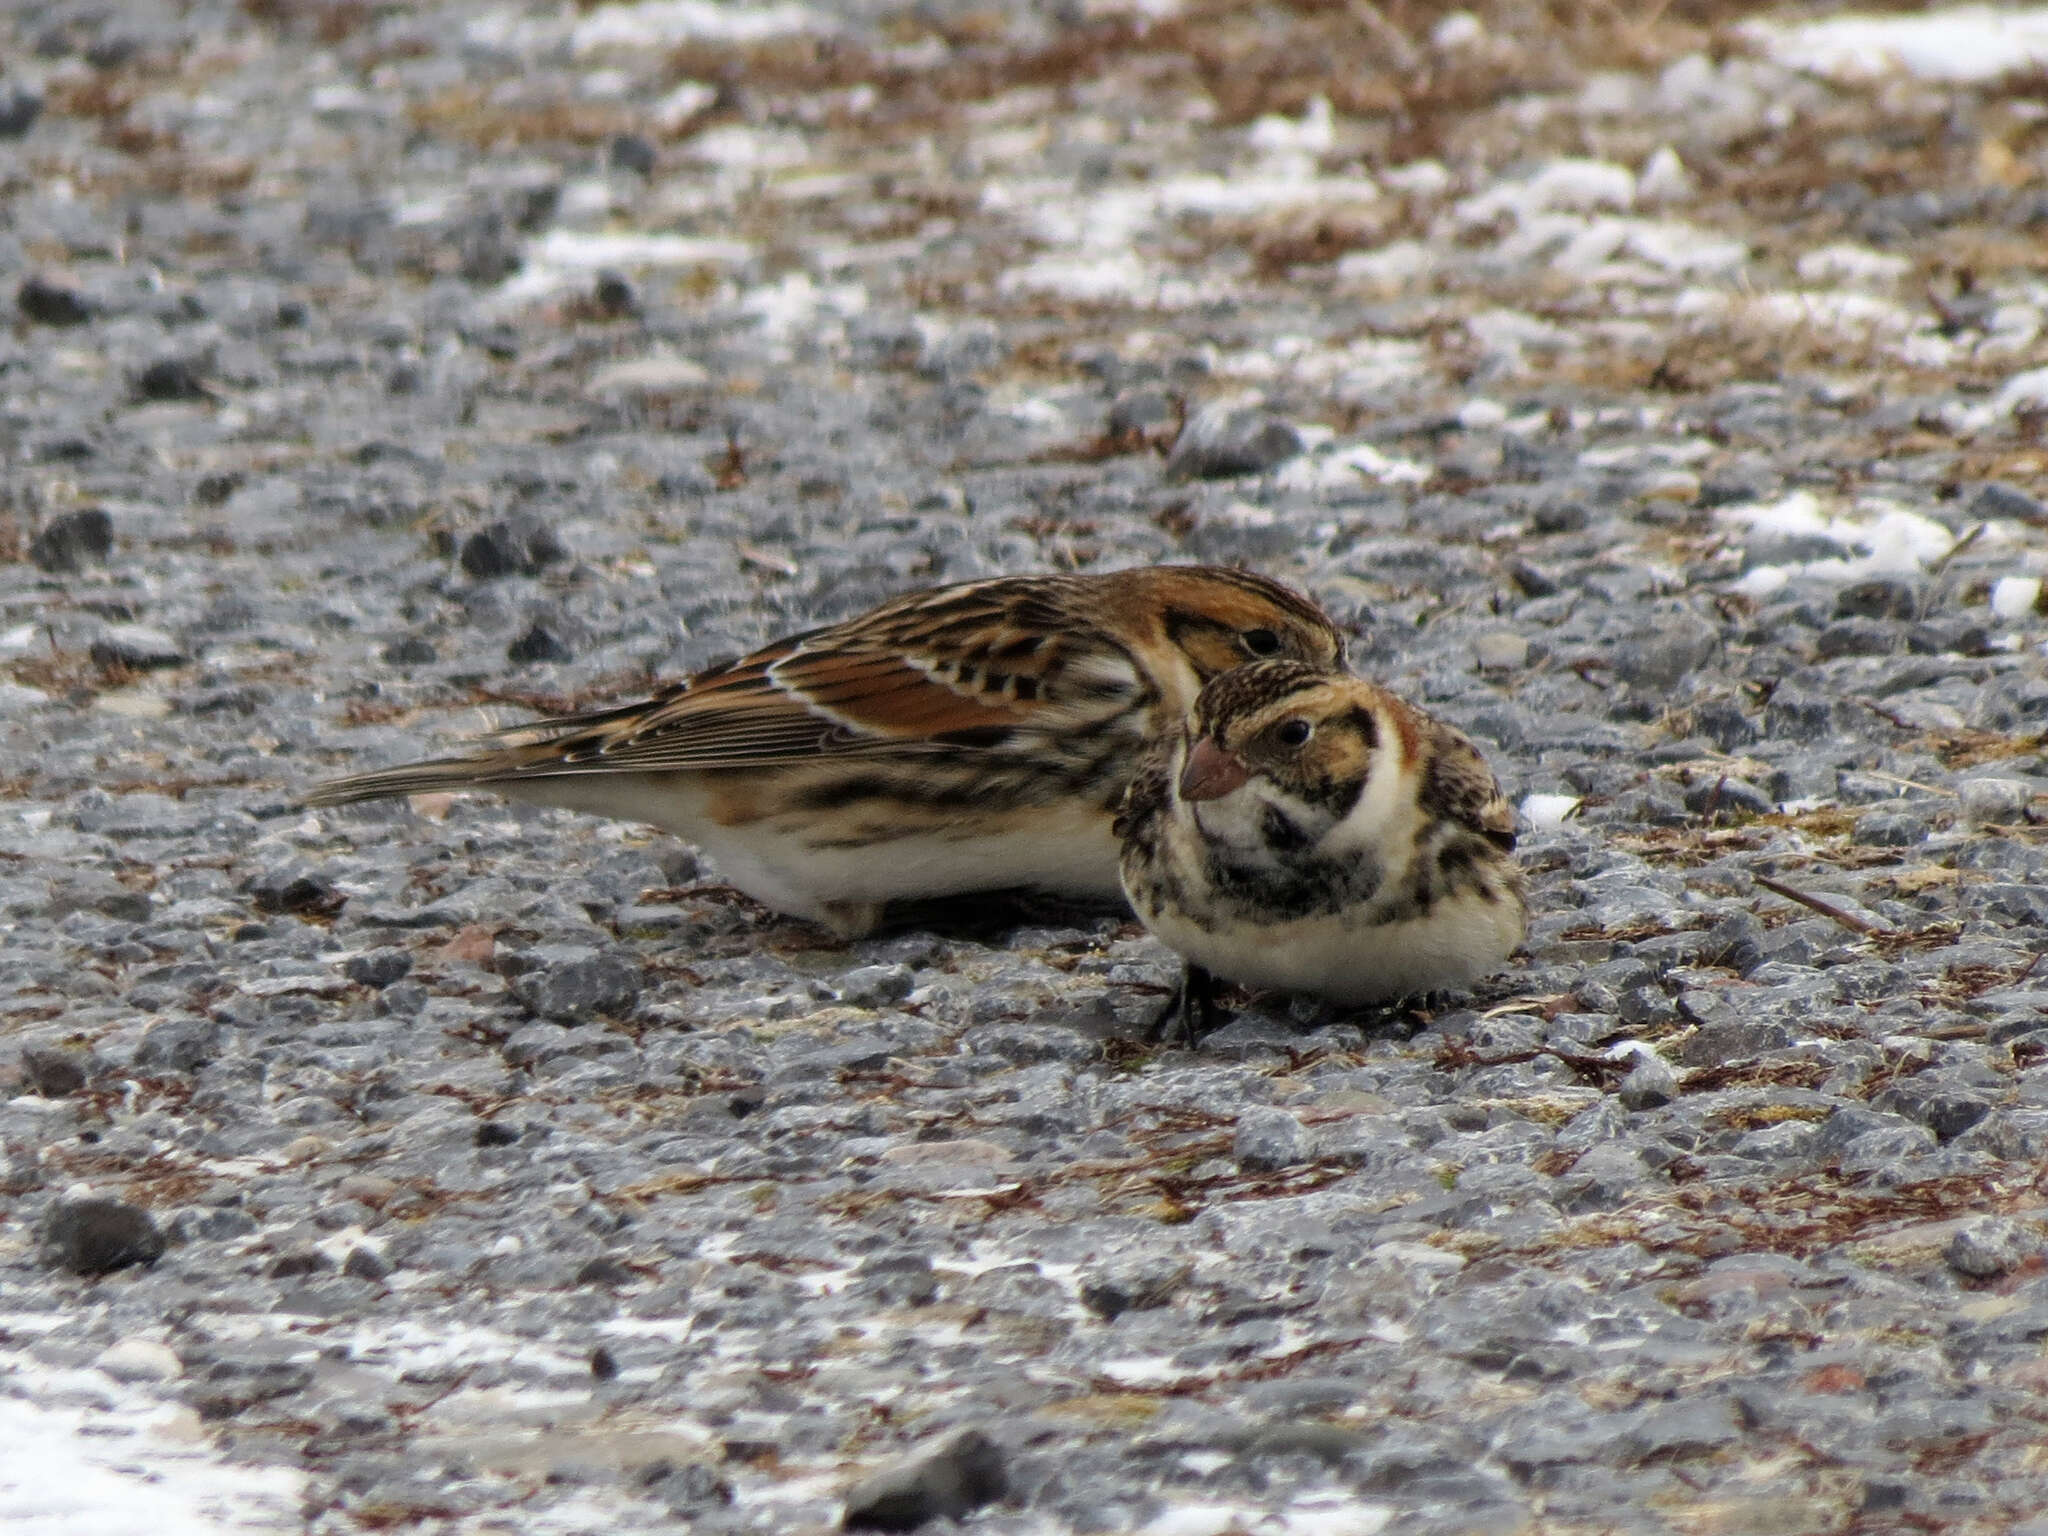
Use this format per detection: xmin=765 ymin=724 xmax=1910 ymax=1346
xmin=134 ymin=357 xmax=210 ymax=402
xmin=475 ymin=1120 xmax=521 ymax=1148
xmin=1816 ymin=619 xmax=1897 ymax=659
xmin=1474 ymin=631 xmax=1529 ymax=671
xmin=19 ymin=274 xmax=91 ymax=326
xmin=344 ymin=949 xmax=413 ymax=989
xmin=1836 ymin=578 xmax=1920 ymax=620
xmin=589 ymin=354 xmax=709 ymax=400
xmin=508 ymin=946 xmax=644 ymax=1023
xmin=842 ymin=1429 xmax=1007 ymax=1532
xmin=1971 ymin=481 xmax=2047 ymax=523
xmin=1958 ymin=777 xmax=2032 ymax=828
xmin=1234 ymin=1105 xmax=1311 ymax=1171
xmin=268 ymin=1247 xmax=333 ymax=1278
xmin=1618 ymin=1051 xmax=1678 ymax=1111
xmin=1107 ymin=388 xmax=1175 ymax=438
xmin=459 ymin=517 xmax=567 ymax=579
xmin=575 ymin=1255 xmax=638 ymax=1287
xmin=29 ymin=507 xmax=113 ymax=571
xmin=380 ymin=635 xmax=437 ymax=665
xmin=1681 ymin=775 xmax=1772 ymax=819
xmin=1080 ymin=1259 xmax=1191 ymax=1319
xmin=837 ymin=965 xmax=916 ymax=1008
xmin=336 ymin=1174 xmax=399 ymax=1209
xmin=1691 ymin=698 xmax=1758 ymax=751
xmin=248 ymin=869 xmax=347 ymax=918
xmin=135 ymin=1016 xmax=221 ymax=1073
xmin=607 ymin=132 xmax=657 ymax=176
xmin=1612 ymin=616 xmax=1717 ymax=691
xmin=592 ymin=270 xmax=638 ymax=318
xmin=96 ymin=1338 xmax=183 ymax=1383
xmin=90 ymin=624 xmax=186 ymax=671
xmin=1164 ymin=396 xmax=1305 ymax=480
xmin=1852 ymin=810 xmax=1926 ymax=847
xmin=853 ymin=1253 xmax=940 ymax=1308
xmin=0 ymin=85 xmax=42 ymax=137
xmin=507 ymin=621 xmax=574 ymax=665
xmin=1946 ymin=1216 xmax=2036 ymax=1279
xmin=342 ymin=1245 xmax=392 ymax=1282
xmin=41 ymin=1196 xmax=166 ymax=1276
xmin=591 ymin=1345 xmax=621 ymax=1382
xmin=20 ymin=1045 xmax=90 ymax=1097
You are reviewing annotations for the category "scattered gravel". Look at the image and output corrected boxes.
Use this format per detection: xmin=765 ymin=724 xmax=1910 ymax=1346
xmin=5 ymin=0 xmax=2048 ymax=1532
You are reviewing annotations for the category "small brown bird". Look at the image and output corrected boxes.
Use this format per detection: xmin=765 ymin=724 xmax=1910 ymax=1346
xmin=1117 ymin=659 xmax=1525 ymax=1043
xmin=304 ymin=566 xmax=1341 ymax=937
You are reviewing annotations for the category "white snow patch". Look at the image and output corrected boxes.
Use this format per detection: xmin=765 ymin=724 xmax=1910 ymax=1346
xmin=1138 ymin=1498 xmax=1393 ymax=1536
xmin=1453 ymin=158 xmax=1635 ymax=228
xmin=998 ymin=252 xmax=1216 ymax=308
xmin=0 ymin=1365 xmax=303 ymax=1535
xmin=1756 ymin=6 xmax=2048 ymax=83
xmin=1995 ymin=365 xmax=2048 ymax=416
xmin=1275 ymin=442 xmax=1434 ymax=492
xmin=485 ymin=229 xmax=752 ymax=313
xmin=572 ymin=0 xmax=823 ymax=55
xmin=1992 ymin=575 xmax=2043 ymax=621
xmin=1248 ymin=95 xmax=1334 ymax=154
xmin=1334 ymin=239 xmax=1431 ymax=289
xmin=1381 ymin=160 xmax=1452 ymax=198
xmin=652 ymin=81 xmax=718 ymax=131
xmin=1432 ymin=11 xmax=1485 ymax=50
xmin=1637 ymin=145 xmax=1694 ymax=204
xmin=1796 ymin=243 xmax=1912 ymax=288
xmin=1719 ymin=491 xmax=1957 ymax=586
xmin=1521 ymin=794 xmax=1583 ymax=830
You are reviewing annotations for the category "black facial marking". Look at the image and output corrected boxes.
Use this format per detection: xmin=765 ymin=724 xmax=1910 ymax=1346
xmin=1260 ymin=804 xmax=1311 ymax=854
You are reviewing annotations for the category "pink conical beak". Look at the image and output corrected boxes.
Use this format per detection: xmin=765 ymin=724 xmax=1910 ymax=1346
xmin=1179 ymin=737 xmax=1250 ymax=802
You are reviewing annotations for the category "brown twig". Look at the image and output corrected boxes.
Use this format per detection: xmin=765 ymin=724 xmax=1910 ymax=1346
xmin=1752 ymin=872 xmax=1895 ymax=938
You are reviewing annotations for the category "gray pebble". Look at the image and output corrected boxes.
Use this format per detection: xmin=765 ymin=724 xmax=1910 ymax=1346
xmin=842 ymin=1429 xmax=1006 ymax=1532
xmin=41 ymin=1197 xmax=166 ymax=1276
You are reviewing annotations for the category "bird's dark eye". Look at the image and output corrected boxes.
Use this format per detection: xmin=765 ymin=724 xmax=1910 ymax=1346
xmin=1242 ymin=627 xmax=1281 ymax=656
xmin=1275 ymin=718 xmax=1312 ymax=747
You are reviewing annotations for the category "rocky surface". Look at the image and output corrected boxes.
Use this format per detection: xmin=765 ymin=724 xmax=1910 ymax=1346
xmin=5 ymin=0 xmax=2048 ymax=1531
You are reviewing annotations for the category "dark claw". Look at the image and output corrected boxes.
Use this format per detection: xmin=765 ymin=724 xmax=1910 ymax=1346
xmin=1149 ymin=965 xmax=1226 ymax=1047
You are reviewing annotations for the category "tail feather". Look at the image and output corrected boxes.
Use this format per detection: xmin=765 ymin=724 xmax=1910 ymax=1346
xmin=300 ymin=752 xmax=544 ymax=807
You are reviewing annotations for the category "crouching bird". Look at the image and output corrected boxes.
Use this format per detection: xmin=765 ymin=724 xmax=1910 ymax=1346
xmin=303 ymin=565 xmax=1341 ymax=938
xmin=1117 ymin=659 xmax=1525 ymax=1043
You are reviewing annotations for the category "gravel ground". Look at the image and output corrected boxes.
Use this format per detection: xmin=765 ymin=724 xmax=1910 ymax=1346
xmin=7 ymin=1 xmax=2048 ymax=1531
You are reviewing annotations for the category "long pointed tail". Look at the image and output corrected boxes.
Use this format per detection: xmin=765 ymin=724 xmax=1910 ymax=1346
xmin=300 ymin=754 xmax=527 ymax=807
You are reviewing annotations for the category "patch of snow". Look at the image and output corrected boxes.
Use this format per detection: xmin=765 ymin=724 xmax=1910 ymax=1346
xmin=572 ymin=0 xmax=823 ymax=55
xmin=1334 ymin=239 xmax=1432 ymax=289
xmin=1992 ymin=575 xmax=2043 ymax=621
xmin=1796 ymin=243 xmax=1912 ymax=287
xmin=1432 ymin=11 xmax=1485 ymax=50
xmin=1756 ymin=6 xmax=2048 ymax=83
xmin=1381 ymin=160 xmax=1452 ymax=198
xmin=0 ymin=1361 xmax=303 ymax=1536
xmin=1453 ymin=158 xmax=1635 ymax=228
xmin=485 ymin=229 xmax=753 ymax=313
xmin=1275 ymin=442 xmax=1434 ymax=492
xmin=1719 ymin=491 xmax=1957 ymax=585
xmin=1248 ymin=95 xmax=1334 ymax=154
xmin=1996 ymin=365 xmax=2048 ymax=415
xmin=652 ymin=80 xmax=718 ymax=132
xmin=1637 ymin=146 xmax=1694 ymax=204
xmin=1521 ymin=794 xmax=1583 ymax=829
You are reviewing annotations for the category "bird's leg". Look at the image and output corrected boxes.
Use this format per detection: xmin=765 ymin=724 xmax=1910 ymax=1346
xmin=1150 ymin=965 xmax=1225 ymax=1047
